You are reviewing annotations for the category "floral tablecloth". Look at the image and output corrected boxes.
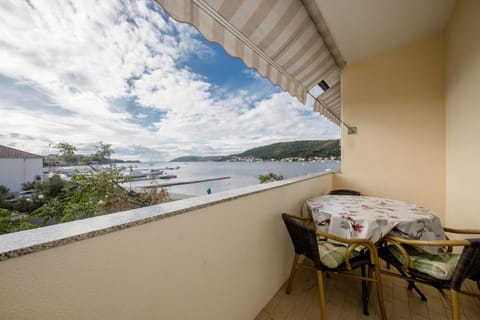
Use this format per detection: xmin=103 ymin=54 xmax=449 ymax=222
xmin=303 ymin=195 xmax=446 ymax=254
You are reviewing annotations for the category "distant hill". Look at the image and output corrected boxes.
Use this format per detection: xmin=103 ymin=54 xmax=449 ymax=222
xmin=170 ymin=139 xmax=340 ymax=162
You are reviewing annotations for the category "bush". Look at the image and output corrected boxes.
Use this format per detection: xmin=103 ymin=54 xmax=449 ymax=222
xmin=0 ymin=208 xmax=35 ymax=234
xmin=21 ymin=181 xmax=38 ymax=191
xmin=257 ymin=172 xmax=285 ymax=184
xmin=0 ymin=185 xmax=9 ymax=194
xmin=35 ymin=175 xmax=67 ymax=199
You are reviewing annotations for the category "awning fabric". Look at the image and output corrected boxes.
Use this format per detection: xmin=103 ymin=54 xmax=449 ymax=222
xmin=155 ymin=0 xmax=344 ymax=125
xmin=314 ymin=81 xmax=341 ymax=125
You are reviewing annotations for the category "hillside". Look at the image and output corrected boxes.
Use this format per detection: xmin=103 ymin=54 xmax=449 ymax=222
xmin=171 ymin=139 xmax=340 ymax=162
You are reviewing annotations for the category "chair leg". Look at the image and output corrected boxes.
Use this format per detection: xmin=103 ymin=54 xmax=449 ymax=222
xmin=317 ymin=270 xmax=327 ymax=320
xmin=367 ymin=265 xmax=373 ymax=300
xmin=451 ymin=289 xmax=460 ymax=320
xmin=393 ymin=264 xmax=428 ymax=301
xmin=286 ymin=254 xmax=299 ymax=294
xmin=361 ymin=265 xmax=369 ymax=316
xmin=407 ymin=280 xmax=427 ymax=301
xmin=373 ymin=264 xmax=387 ymax=320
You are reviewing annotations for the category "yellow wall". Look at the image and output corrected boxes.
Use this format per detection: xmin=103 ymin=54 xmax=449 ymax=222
xmin=0 ymin=174 xmax=332 ymax=320
xmin=445 ymin=0 xmax=480 ymax=228
xmin=335 ymin=35 xmax=446 ymax=219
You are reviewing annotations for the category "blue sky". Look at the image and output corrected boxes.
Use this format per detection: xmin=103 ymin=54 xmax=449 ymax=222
xmin=0 ymin=0 xmax=339 ymax=161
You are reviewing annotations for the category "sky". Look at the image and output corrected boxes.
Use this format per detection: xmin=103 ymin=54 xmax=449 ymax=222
xmin=0 ymin=0 xmax=340 ymax=161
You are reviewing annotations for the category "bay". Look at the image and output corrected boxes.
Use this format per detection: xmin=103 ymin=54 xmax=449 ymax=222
xmin=125 ymin=161 xmax=340 ymax=197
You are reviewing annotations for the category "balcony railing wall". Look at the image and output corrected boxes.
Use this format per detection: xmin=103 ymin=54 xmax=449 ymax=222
xmin=0 ymin=172 xmax=333 ymax=320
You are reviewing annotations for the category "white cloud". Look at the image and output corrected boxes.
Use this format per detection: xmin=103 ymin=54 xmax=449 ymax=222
xmin=0 ymin=0 xmax=339 ymax=161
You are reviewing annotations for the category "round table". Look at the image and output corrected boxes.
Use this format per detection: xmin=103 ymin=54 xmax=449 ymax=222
xmin=303 ymin=195 xmax=445 ymax=254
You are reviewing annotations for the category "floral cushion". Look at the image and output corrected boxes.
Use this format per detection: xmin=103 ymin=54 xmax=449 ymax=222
xmin=317 ymin=240 xmax=360 ymax=268
xmin=388 ymin=245 xmax=460 ymax=280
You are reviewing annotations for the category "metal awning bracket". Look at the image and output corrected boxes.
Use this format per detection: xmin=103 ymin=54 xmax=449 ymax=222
xmin=347 ymin=126 xmax=357 ymax=135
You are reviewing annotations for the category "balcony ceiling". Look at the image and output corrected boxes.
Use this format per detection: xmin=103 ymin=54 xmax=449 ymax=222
xmin=316 ymin=0 xmax=456 ymax=64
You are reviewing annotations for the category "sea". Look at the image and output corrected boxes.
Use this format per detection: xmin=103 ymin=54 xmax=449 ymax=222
xmin=123 ymin=161 xmax=340 ymax=197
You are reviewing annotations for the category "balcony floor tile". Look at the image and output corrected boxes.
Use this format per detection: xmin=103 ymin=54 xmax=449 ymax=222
xmin=256 ymin=265 xmax=480 ymax=320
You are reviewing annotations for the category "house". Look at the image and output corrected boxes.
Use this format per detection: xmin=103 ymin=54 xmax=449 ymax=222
xmin=0 ymin=145 xmax=43 ymax=192
xmin=0 ymin=1 xmax=478 ymax=319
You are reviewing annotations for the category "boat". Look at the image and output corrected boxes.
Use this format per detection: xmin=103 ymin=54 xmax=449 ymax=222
xmin=149 ymin=169 xmax=165 ymax=175
xmin=150 ymin=171 xmax=177 ymax=179
xmin=123 ymin=170 xmax=148 ymax=179
xmin=158 ymin=173 xmax=177 ymax=179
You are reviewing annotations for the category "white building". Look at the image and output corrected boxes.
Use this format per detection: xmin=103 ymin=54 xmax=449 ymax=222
xmin=0 ymin=145 xmax=43 ymax=192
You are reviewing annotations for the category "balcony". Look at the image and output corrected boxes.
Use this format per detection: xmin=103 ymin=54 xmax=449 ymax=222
xmin=1 ymin=1 xmax=479 ymax=319
xmin=0 ymin=172 xmax=333 ymax=319
xmin=1 ymin=172 xmax=479 ymax=319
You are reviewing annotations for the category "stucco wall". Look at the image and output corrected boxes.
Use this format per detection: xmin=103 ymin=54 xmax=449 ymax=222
xmin=0 ymin=158 xmax=43 ymax=192
xmin=334 ymin=35 xmax=446 ymax=219
xmin=0 ymin=173 xmax=332 ymax=320
xmin=445 ymin=0 xmax=480 ymax=228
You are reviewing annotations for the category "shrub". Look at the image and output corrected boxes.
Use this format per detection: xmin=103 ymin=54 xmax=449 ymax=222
xmin=257 ymin=172 xmax=285 ymax=184
xmin=0 ymin=185 xmax=9 ymax=194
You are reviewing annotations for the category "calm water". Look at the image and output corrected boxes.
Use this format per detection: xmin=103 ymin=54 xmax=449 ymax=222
xmin=125 ymin=161 xmax=340 ymax=196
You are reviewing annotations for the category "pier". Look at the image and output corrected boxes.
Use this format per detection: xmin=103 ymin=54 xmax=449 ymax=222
xmin=135 ymin=176 xmax=231 ymax=188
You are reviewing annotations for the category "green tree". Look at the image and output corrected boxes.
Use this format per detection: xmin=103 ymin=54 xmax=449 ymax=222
xmin=94 ymin=141 xmax=114 ymax=162
xmin=52 ymin=142 xmax=78 ymax=164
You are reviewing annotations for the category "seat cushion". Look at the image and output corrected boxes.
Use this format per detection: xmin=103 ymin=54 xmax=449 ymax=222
xmin=317 ymin=240 xmax=360 ymax=269
xmin=388 ymin=245 xmax=460 ymax=280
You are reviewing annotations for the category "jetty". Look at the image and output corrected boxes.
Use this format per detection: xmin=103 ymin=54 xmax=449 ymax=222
xmin=135 ymin=176 xmax=231 ymax=188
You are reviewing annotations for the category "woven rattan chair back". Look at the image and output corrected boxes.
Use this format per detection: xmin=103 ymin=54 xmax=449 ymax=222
xmin=451 ymin=238 xmax=480 ymax=290
xmin=328 ymin=189 xmax=361 ymax=196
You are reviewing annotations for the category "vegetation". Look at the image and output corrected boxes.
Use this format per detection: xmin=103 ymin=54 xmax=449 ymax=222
xmin=0 ymin=186 xmax=35 ymax=234
xmin=171 ymin=139 xmax=340 ymax=162
xmin=52 ymin=142 xmax=78 ymax=163
xmin=0 ymin=209 xmax=34 ymax=235
xmin=48 ymin=141 xmax=139 ymax=166
xmin=0 ymin=143 xmax=167 ymax=235
xmin=94 ymin=141 xmax=114 ymax=162
xmin=239 ymin=140 xmax=340 ymax=160
xmin=257 ymin=172 xmax=285 ymax=184
xmin=33 ymin=170 xmax=129 ymax=224
xmin=0 ymin=171 xmax=169 ymax=235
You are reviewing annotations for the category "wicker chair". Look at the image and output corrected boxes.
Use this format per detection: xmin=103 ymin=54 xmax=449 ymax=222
xmin=328 ymin=189 xmax=361 ymax=196
xmin=282 ymin=213 xmax=387 ymax=319
xmin=379 ymin=228 xmax=480 ymax=320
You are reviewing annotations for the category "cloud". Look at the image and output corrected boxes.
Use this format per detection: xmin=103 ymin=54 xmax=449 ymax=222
xmin=0 ymin=0 xmax=339 ymax=161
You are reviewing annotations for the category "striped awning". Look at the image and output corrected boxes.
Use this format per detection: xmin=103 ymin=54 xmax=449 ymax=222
xmin=155 ymin=0 xmax=345 ymax=125
xmin=314 ymin=81 xmax=341 ymax=125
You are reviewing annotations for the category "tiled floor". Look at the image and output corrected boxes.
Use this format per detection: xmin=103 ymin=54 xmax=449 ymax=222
xmin=256 ymin=264 xmax=480 ymax=320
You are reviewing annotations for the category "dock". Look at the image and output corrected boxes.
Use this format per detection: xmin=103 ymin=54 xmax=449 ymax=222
xmin=135 ymin=176 xmax=231 ymax=188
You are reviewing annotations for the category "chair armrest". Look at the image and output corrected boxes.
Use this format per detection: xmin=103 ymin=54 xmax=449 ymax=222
xmin=384 ymin=234 xmax=470 ymax=247
xmin=283 ymin=212 xmax=313 ymax=222
xmin=443 ymin=227 xmax=480 ymax=235
xmin=383 ymin=235 xmax=471 ymax=273
xmin=443 ymin=227 xmax=480 ymax=252
xmin=316 ymin=229 xmax=379 ymax=269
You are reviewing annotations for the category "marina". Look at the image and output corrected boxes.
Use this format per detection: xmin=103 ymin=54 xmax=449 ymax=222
xmin=44 ymin=161 xmax=340 ymax=197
